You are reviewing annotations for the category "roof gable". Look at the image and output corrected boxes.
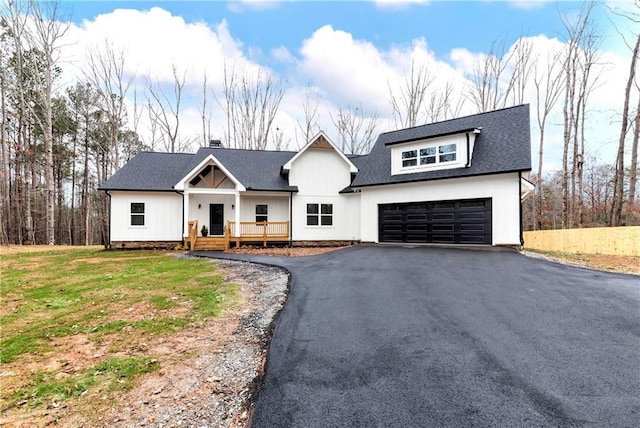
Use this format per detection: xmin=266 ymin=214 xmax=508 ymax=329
xmin=351 ymin=104 xmax=531 ymax=187
xmin=283 ymin=131 xmax=358 ymax=174
xmin=174 ymin=152 xmax=246 ymax=191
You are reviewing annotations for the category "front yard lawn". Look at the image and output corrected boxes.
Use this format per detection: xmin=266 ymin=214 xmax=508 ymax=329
xmin=0 ymin=247 xmax=238 ymax=421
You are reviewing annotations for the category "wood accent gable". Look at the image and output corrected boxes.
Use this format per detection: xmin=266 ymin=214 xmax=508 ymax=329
xmin=309 ymin=134 xmax=333 ymax=149
xmin=191 ymin=165 xmax=229 ymax=188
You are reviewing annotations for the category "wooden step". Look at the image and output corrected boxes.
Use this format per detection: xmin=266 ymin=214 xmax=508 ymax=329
xmin=192 ymin=236 xmax=226 ymax=251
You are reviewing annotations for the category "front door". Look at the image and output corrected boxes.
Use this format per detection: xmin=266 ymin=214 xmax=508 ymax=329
xmin=209 ymin=204 xmax=224 ymax=236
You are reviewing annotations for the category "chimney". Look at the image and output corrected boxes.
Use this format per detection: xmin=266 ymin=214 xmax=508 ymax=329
xmin=209 ymin=139 xmax=223 ymax=148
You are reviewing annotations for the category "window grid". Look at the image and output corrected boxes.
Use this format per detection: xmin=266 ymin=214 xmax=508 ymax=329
xmin=402 ymin=143 xmax=457 ymax=169
xmin=130 ymin=202 xmax=145 ymax=226
xmin=255 ymin=204 xmax=268 ymax=222
xmin=306 ymin=203 xmax=333 ymax=226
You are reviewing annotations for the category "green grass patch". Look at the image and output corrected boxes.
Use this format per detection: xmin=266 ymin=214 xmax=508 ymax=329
xmin=0 ymin=248 xmax=238 ymax=364
xmin=11 ymin=356 xmax=160 ymax=407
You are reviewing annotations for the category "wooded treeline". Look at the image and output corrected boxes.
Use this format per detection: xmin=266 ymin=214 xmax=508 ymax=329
xmin=0 ymin=0 xmax=638 ymax=245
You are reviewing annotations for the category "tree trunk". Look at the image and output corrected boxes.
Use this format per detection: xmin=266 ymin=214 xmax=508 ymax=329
xmin=629 ymin=98 xmax=639 ymax=204
xmin=611 ymin=32 xmax=640 ymax=226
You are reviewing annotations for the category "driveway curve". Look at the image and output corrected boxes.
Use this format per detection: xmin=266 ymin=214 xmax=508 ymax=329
xmin=195 ymin=245 xmax=640 ymax=427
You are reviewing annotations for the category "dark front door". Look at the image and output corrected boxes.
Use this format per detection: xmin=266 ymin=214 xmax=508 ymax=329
xmin=209 ymin=204 xmax=224 ymax=235
xmin=378 ymin=198 xmax=492 ymax=245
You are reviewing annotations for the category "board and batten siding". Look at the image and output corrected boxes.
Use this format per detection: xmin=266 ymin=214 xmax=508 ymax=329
xmin=239 ymin=194 xmax=290 ymax=223
xmin=288 ymin=148 xmax=360 ymax=241
xmin=187 ymin=193 xmax=235 ymax=236
xmin=359 ymin=173 xmax=521 ymax=245
xmin=110 ymin=191 xmax=183 ymax=241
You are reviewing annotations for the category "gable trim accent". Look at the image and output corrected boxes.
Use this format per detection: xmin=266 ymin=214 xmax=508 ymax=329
xmin=282 ymin=131 xmax=358 ymax=174
xmin=174 ymin=153 xmax=246 ymax=191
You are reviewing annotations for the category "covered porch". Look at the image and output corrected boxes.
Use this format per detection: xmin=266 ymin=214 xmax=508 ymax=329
xmin=186 ymin=220 xmax=290 ymax=251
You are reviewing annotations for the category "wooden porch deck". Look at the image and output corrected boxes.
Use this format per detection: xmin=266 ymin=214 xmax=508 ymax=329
xmin=186 ymin=220 xmax=290 ymax=251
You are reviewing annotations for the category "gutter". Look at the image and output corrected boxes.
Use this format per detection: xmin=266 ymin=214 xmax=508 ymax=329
xmin=465 ymin=133 xmax=471 ymax=167
xmin=289 ymin=191 xmax=294 ymax=246
xmin=105 ymin=190 xmax=112 ymax=249
xmin=518 ymin=172 xmax=524 ymax=246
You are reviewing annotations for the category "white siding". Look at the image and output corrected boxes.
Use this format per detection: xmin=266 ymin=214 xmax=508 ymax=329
xmin=359 ymin=173 xmax=521 ymax=245
xmin=289 ymin=148 xmax=360 ymax=241
xmin=239 ymin=194 xmax=290 ymax=222
xmin=110 ymin=191 xmax=183 ymax=241
xmin=187 ymin=194 xmax=235 ymax=236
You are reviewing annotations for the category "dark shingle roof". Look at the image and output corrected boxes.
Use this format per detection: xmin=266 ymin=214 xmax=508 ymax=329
xmin=100 ymin=148 xmax=299 ymax=192
xmin=100 ymin=152 xmax=194 ymax=191
xmin=351 ymin=104 xmax=531 ymax=187
xmin=101 ymin=106 xmax=531 ymax=192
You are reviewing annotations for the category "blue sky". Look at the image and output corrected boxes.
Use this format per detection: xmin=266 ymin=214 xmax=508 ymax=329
xmin=54 ymin=0 xmax=636 ymax=170
xmin=67 ymin=1 xmax=618 ymax=58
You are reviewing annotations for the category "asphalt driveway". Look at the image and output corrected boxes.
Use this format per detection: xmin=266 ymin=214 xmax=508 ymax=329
xmin=196 ymin=245 xmax=640 ymax=427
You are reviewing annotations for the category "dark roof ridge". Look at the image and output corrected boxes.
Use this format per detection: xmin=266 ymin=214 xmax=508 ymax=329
xmin=379 ymin=104 xmax=528 ymax=136
xmin=196 ymin=146 xmax=298 ymax=155
xmin=134 ymin=151 xmax=194 ymax=155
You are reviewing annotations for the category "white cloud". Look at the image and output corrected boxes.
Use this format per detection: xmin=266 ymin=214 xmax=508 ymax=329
xmin=63 ymin=8 xmax=249 ymax=89
xmin=298 ymin=25 xmax=396 ymax=114
xmin=51 ymin=7 xmax=632 ymax=172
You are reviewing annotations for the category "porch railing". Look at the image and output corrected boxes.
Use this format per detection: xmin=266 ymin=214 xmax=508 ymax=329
xmin=187 ymin=220 xmax=198 ymax=251
xmin=187 ymin=220 xmax=290 ymax=250
xmin=226 ymin=221 xmax=290 ymax=249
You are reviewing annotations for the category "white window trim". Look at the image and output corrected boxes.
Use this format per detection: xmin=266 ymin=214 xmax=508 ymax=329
xmin=306 ymin=203 xmax=334 ymax=227
xmin=255 ymin=204 xmax=268 ymax=223
xmin=401 ymin=143 xmax=458 ymax=170
xmin=130 ymin=202 xmax=146 ymax=228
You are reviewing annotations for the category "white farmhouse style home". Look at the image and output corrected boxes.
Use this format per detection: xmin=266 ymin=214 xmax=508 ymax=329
xmin=100 ymin=105 xmax=534 ymax=250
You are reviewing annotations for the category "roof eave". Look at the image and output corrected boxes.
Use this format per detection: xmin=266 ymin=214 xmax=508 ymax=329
xmin=384 ymin=127 xmax=482 ymax=147
xmin=352 ymin=168 xmax=531 ymax=189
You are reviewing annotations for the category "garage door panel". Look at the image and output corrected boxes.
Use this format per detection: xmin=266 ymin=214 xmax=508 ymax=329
xmin=379 ymin=198 xmax=492 ymax=245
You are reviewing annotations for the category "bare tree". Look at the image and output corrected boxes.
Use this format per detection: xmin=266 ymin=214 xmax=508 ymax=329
xmin=21 ymin=0 xmax=70 ymax=245
xmin=220 ymin=63 xmax=286 ymax=150
xmin=84 ymin=40 xmax=134 ymax=174
xmin=295 ymin=86 xmax=320 ymax=148
xmin=147 ymin=63 xmax=188 ymax=153
xmin=610 ymin=10 xmax=640 ymax=225
xmin=199 ymin=70 xmax=213 ymax=148
xmin=560 ymin=0 xmax=598 ymax=228
xmin=331 ymin=105 xmax=380 ymax=155
xmin=533 ymin=48 xmax=566 ymax=229
xmin=468 ymin=36 xmax=534 ymax=113
xmin=629 ymin=92 xmax=639 ymax=205
xmin=508 ymin=37 xmax=535 ymax=105
xmin=389 ymin=60 xmax=434 ymax=128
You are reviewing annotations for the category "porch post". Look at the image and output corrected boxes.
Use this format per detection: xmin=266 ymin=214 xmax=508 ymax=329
xmin=234 ymin=191 xmax=241 ymax=237
xmin=183 ymin=190 xmax=190 ymax=240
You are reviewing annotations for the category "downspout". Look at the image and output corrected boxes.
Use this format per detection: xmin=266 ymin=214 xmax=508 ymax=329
xmin=465 ymin=132 xmax=472 ymax=167
xmin=518 ymin=172 xmax=524 ymax=247
xmin=105 ymin=190 xmax=112 ymax=249
xmin=289 ymin=191 xmax=293 ymax=246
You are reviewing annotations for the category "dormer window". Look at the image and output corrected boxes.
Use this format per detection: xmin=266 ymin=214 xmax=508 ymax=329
xmin=401 ymin=143 xmax=457 ymax=170
xmin=438 ymin=144 xmax=456 ymax=163
xmin=402 ymin=150 xmax=418 ymax=167
xmin=390 ymin=129 xmax=479 ymax=176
